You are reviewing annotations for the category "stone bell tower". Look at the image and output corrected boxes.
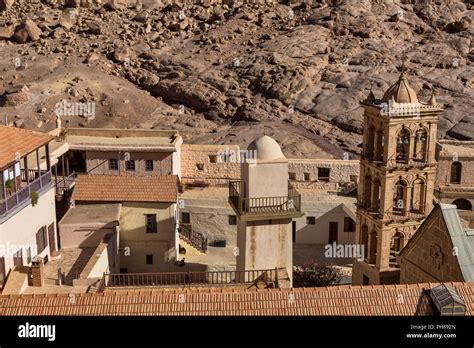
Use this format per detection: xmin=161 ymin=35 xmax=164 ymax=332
xmin=228 ymin=135 xmax=302 ymax=286
xmin=352 ymin=71 xmax=443 ymax=285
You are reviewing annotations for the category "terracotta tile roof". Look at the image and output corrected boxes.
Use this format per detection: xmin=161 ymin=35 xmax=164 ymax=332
xmin=0 ymin=126 xmax=53 ymax=170
xmin=1 ymin=282 xmax=473 ymax=316
xmin=72 ymin=175 xmax=178 ymax=203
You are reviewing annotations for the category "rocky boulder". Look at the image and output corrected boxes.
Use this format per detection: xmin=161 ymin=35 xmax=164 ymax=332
xmin=14 ymin=19 xmax=42 ymax=43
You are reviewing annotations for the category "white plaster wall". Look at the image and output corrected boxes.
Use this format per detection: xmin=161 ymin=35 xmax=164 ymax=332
xmin=0 ymin=188 xmax=57 ymax=276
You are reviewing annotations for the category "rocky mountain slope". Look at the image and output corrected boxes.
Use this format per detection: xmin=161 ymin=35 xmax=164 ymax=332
xmin=0 ymin=0 xmax=472 ymax=159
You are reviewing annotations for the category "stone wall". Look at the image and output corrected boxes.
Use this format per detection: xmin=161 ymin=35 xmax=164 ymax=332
xmin=399 ymin=207 xmax=464 ymax=284
xmin=436 ymin=141 xmax=474 ymax=186
xmin=85 ymin=150 xmax=174 ymax=176
xmin=180 ymin=144 xmax=360 ymax=189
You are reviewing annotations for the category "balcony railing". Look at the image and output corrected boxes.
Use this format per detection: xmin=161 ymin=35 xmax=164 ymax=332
xmin=383 ymin=208 xmax=426 ymax=222
xmin=56 ymin=171 xmax=76 ymax=195
xmin=178 ymin=223 xmax=207 ymax=253
xmin=102 ymin=268 xmax=280 ymax=288
xmin=386 ymin=151 xmax=431 ymax=170
xmin=229 ymin=181 xmax=301 ymax=220
xmin=0 ymin=171 xmax=52 ymax=219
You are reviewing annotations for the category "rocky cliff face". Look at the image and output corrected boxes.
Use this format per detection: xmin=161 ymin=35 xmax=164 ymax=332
xmin=0 ymin=0 xmax=472 ymax=158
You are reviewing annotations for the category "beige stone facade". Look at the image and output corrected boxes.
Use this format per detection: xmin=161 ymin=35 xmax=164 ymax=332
xmin=180 ymin=144 xmax=360 ymax=189
xmin=435 ymin=140 xmax=474 ymax=212
xmin=399 ymin=206 xmax=464 ymax=284
xmin=352 ymin=73 xmax=442 ymax=285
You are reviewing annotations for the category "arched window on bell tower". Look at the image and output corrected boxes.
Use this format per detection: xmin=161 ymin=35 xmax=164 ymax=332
xmin=411 ymin=178 xmax=426 ymax=214
xmin=413 ymin=129 xmax=428 ymax=162
xmin=364 ymin=175 xmax=372 ymax=209
xmin=396 ymin=128 xmax=410 ymax=164
xmin=371 ymin=178 xmax=381 ymax=213
xmin=393 ymin=178 xmax=407 ymax=214
xmin=366 ymin=126 xmax=375 ymax=160
xmin=360 ymin=224 xmax=369 ymax=260
xmin=375 ymin=128 xmax=384 ymax=162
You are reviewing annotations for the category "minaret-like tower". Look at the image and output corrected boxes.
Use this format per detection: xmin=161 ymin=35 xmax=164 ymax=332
xmin=352 ymin=72 xmax=443 ymax=285
xmin=228 ymin=136 xmax=303 ymax=286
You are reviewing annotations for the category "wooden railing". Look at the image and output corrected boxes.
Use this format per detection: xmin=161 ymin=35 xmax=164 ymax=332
xmin=229 ymin=180 xmax=301 ymax=216
xmin=386 ymin=151 xmax=431 ymax=169
xmin=178 ymin=223 xmax=207 ymax=253
xmin=0 ymin=171 xmax=52 ymax=218
xmin=103 ymin=268 xmax=279 ymax=288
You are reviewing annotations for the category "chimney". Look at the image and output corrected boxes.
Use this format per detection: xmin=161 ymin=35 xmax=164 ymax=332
xmin=31 ymin=256 xmax=44 ymax=287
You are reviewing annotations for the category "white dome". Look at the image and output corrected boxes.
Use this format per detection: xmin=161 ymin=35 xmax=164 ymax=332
xmin=247 ymin=135 xmax=286 ymax=161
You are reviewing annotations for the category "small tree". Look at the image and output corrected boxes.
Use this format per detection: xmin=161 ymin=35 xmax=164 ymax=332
xmin=31 ymin=191 xmax=39 ymax=206
xmin=293 ymin=261 xmax=343 ymax=287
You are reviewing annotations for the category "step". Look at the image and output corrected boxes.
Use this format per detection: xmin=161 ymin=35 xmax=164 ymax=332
xmin=179 ymin=238 xmax=205 ymax=256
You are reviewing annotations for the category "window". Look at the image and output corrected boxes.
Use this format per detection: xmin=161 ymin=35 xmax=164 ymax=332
xmin=36 ymin=226 xmax=48 ymax=254
xmin=145 ymin=214 xmax=157 ymax=233
xmin=146 ymin=160 xmax=154 ymax=171
xmin=146 ymin=254 xmax=153 ymax=265
xmin=344 ymin=217 xmax=355 ymax=232
xmin=228 ymin=215 xmax=237 ymax=225
xmin=209 ymin=155 xmax=217 ymax=163
xmin=318 ymin=168 xmax=330 ymax=181
xmin=450 ymin=161 xmax=462 ymax=184
xmin=196 ymin=163 xmax=204 ymax=171
xmin=304 ymin=172 xmax=311 ymax=181
xmin=306 ymin=216 xmax=316 ymax=225
xmin=26 ymin=247 xmax=32 ymax=264
xmin=13 ymin=249 xmax=23 ymax=267
xmin=109 ymin=159 xmax=118 ymax=171
xmin=289 ymin=172 xmax=296 ymax=180
xmin=181 ymin=212 xmax=190 ymax=224
xmin=126 ymin=160 xmax=135 ymax=171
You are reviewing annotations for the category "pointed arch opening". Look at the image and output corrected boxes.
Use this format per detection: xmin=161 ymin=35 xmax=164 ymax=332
xmin=360 ymin=224 xmax=369 ymax=260
xmin=371 ymin=178 xmax=381 ymax=213
xmin=363 ymin=175 xmax=372 ymax=209
xmin=368 ymin=230 xmax=377 ymax=264
xmin=393 ymin=178 xmax=407 ymax=214
xmin=411 ymin=178 xmax=426 ymax=214
xmin=366 ymin=126 xmax=375 ymax=160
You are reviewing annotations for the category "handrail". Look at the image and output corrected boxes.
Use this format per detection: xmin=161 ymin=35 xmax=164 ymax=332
xmin=103 ymin=268 xmax=280 ymax=288
xmin=229 ymin=180 xmax=301 ymax=216
xmin=178 ymin=223 xmax=207 ymax=253
xmin=0 ymin=171 xmax=52 ymax=218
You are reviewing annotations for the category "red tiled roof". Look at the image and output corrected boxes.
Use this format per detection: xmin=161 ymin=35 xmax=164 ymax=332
xmin=1 ymin=282 xmax=473 ymax=316
xmin=0 ymin=126 xmax=53 ymax=170
xmin=72 ymin=175 xmax=178 ymax=203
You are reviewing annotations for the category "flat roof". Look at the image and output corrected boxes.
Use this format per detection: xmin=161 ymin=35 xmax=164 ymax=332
xmin=62 ymin=128 xmax=181 ymax=152
xmin=0 ymin=126 xmax=53 ymax=170
xmin=59 ymin=203 xmax=121 ymax=226
xmin=437 ymin=140 xmax=474 ymax=158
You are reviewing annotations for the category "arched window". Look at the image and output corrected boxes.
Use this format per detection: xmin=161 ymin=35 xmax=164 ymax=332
xmin=393 ymin=179 xmax=407 ymax=213
xmin=368 ymin=230 xmax=377 ymax=264
xmin=360 ymin=224 xmax=369 ymax=260
xmin=396 ymin=128 xmax=410 ymax=164
xmin=375 ymin=129 xmax=384 ymax=162
xmin=413 ymin=129 xmax=428 ymax=162
xmin=371 ymin=179 xmax=381 ymax=212
xmin=452 ymin=198 xmax=472 ymax=211
xmin=411 ymin=178 xmax=426 ymax=213
xmin=450 ymin=162 xmax=462 ymax=184
xmin=364 ymin=175 xmax=372 ymax=209
xmin=391 ymin=231 xmax=404 ymax=253
xmin=366 ymin=126 xmax=375 ymax=159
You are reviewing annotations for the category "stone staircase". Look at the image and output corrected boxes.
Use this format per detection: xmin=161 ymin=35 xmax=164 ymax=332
xmin=178 ymin=223 xmax=208 ymax=255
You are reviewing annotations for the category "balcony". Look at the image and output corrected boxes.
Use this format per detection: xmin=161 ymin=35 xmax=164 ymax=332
xmin=386 ymin=151 xmax=432 ymax=170
xmin=0 ymin=170 xmax=53 ymax=221
xmin=383 ymin=208 xmax=426 ymax=223
xmin=228 ymin=180 xmax=302 ymax=221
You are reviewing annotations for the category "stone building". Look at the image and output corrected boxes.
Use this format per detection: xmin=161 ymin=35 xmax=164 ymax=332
xmin=229 ymin=135 xmax=303 ymax=284
xmin=0 ymin=126 xmax=59 ymax=287
xmin=435 ymin=140 xmax=474 ymax=214
xmin=399 ymin=204 xmax=474 ymax=284
xmin=352 ymin=72 xmax=443 ymax=285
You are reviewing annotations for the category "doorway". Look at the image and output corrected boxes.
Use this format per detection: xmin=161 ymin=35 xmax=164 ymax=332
xmin=329 ymin=222 xmax=338 ymax=244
